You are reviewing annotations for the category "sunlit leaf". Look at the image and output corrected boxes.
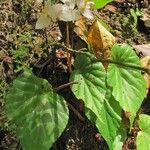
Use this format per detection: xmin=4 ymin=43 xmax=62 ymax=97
xmin=6 ymin=70 xmax=69 ymax=150
xmin=92 ymin=0 xmax=113 ymax=9
xmin=107 ymin=44 xmax=146 ymax=125
xmin=137 ymin=114 xmax=150 ymax=150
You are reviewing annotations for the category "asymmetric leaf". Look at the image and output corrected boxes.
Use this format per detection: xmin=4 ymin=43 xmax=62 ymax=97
xmin=70 ymin=53 xmax=106 ymax=121
xmin=137 ymin=114 xmax=150 ymax=150
xmin=6 ymin=70 xmax=69 ymax=150
xmin=107 ymin=44 xmax=146 ymax=124
xmin=70 ymin=53 xmax=126 ymax=149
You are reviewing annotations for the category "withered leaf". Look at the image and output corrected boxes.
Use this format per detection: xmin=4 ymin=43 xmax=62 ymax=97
xmin=87 ymin=20 xmax=116 ymax=60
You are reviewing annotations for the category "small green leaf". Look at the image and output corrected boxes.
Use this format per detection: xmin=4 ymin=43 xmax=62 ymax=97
xmin=93 ymin=90 xmax=126 ymax=150
xmin=92 ymin=0 xmax=113 ymax=9
xmin=70 ymin=53 xmax=106 ymax=121
xmin=6 ymin=70 xmax=69 ymax=150
xmin=107 ymin=44 xmax=146 ymax=125
xmin=137 ymin=114 xmax=150 ymax=150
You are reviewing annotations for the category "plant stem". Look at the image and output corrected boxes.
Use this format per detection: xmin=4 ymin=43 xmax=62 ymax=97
xmin=66 ymin=22 xmax=72 ymax=73
xmin=48 ymin=42 xmax=150 ymax=74
xmin=48 ymin=42 xmax=88 ymax=54
xmin=54 ymin=81 xmax=78 ymax=92
xmin=92 ymin=59 xmax=150 ymax=74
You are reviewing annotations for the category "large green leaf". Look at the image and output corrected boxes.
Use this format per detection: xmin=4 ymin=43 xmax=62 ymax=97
xmin=137 ymin=114 xmax=150 ymax=150
xmin=70 ymin=54 xmax=126 ymax=149
xmin=70 ymin=53 xmax=106 ymax=121
xmin=92 ymin=0 xmax=113 ymax=9
xmin=6 ymin=70 xmax=69 ymax=150
xmin=107 ymin=44 xmax=146 ymax=124
xmin=92 ymin=90 xmax=126 ymax=150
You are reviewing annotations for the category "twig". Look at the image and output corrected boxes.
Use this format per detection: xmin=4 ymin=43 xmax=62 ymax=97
xmin=66 ymin=22 xmax=72 ymax=73
xmin=53 ymin=81 xmax=84 ymax=121
xmin=54 ymin=81 xmax=78 ymax=92
xmin=48 ymin=42 xmax=89 ymax=54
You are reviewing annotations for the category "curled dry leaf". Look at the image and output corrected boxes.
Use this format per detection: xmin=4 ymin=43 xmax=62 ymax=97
xmin=87 ymin=20 xmax=116 ymax=60
xmin=74 ymin=19 xmax=116 ymax=68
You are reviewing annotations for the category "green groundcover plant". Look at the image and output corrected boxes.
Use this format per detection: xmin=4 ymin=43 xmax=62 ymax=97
xmin=5 ymin=0 xmax=150 ymax=150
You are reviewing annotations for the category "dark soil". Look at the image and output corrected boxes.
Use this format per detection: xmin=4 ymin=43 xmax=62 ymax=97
xmin=0 ymin=0 xmax=150 ymax=150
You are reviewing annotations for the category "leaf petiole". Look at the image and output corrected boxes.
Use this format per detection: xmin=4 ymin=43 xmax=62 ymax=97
xmin=49 ymin=42 xmax=150 ymax=74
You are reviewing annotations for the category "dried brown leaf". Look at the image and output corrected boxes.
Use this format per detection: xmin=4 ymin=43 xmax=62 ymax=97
xmin=87 ymin=20 xmax=116 ymax=60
